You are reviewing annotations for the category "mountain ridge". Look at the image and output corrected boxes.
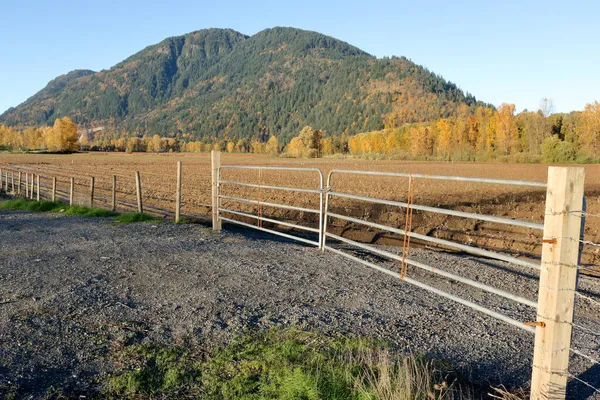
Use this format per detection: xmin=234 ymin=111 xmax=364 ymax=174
xmin=0 ymin=27 xmax=487 ymax=144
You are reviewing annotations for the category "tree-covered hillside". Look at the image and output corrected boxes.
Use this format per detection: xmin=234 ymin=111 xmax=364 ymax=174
xmin=0 ymin=27 xmax=487 ymax=144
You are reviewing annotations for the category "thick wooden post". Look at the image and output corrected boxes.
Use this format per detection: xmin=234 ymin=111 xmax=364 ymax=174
xmin=211 ymin=150 xmax=221 ymax=231
xmin=17 ymin=172 xmax=21 ymax=195
xmin=89 ymin=177 xmax=95 ymax=208
xmin=36 ymin=175 xmax=40 ymax=201
xmin=52 ymin=177 xmax=56 ymax=202
xmin=25 ymin=173 xmax=29 ymax=198
xmin=530 ymin=167 xmax=585 ymax=400
xmin=11 ymin=172 xmax=15 ymax=194
xmin=175 ymin=161 xmax=182 ymax=223
xmin=135 ymin=171 xmax=143 ymax=213
xmin=69 ymin=177 xmax=74 ymax=206
xmin=112 ymin=175 xmax=117 ymax=212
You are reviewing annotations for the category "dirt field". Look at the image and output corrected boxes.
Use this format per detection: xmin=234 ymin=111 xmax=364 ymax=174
xmin=0 ymin=209 xmax=599 ymax=398
xmin=1 ymin=152 xmax=598 ymax=273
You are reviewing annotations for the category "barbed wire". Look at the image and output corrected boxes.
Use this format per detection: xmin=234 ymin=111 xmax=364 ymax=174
xmin=568 ymin=372 xmax=600 ymax=394
xmin=576 ymin=292 xmax=600 ymax=308
xmin=571 ymin=347 xmax=600 ymax=366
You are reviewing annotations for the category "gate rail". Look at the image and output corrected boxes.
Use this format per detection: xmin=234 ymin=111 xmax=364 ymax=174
xmin=216 ymin=164 xmax=324 ymax=247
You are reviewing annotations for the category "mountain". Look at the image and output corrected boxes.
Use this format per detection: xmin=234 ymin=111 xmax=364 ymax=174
xmin=0 ymin=27 xmax=488 ymax=144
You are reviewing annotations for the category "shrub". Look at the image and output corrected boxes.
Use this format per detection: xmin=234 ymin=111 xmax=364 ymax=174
xmin=541 ymin=136 xmax=576 ymax=163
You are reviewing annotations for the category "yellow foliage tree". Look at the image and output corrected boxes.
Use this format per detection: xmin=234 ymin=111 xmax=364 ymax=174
xmin=436 ymin=119 xmax=452 ymax=159
xmin=410 ymin=126 xmax=434 ymax=157
xmin=265 ymin=136 xmax=279 ymax=154
xmin=46 ymin=117 xmax=79 ymax=152
xmin=495 ymin=104 xmax=518 ymax=155
xmin=581 ymin=101 xmax=600 ymax=158
xmin=226 ymin=141 xmax=236 ymax=153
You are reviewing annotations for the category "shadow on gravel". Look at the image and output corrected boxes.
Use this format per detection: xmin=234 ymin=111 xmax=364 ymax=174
xmin=568 ymin=364 xmax=600 ymax=399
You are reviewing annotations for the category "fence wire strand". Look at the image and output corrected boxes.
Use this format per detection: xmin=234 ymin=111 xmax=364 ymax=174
xmin=568 ymin=373 xmax=600 ymax=394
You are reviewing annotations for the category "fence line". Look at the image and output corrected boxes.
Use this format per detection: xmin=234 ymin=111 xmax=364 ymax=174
xmin=1 ymin=155 xmax=599 ymax=398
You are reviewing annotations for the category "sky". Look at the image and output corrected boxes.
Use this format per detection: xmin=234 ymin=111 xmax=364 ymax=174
xmin=0 ymin=0 xmax=598 ymax=115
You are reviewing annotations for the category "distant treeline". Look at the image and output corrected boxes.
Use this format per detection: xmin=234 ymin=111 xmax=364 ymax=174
xmin=1 ymin=101 xmax=598 ymax=163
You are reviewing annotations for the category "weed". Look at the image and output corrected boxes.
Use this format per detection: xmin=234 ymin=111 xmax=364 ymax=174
xmin=114 ymin=212 xmax=158 ymax=224
xmin=104 ymin=328 xmax=457 ymax=399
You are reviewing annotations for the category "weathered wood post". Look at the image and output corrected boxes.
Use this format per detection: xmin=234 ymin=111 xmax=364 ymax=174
xmin=17 ymin=172 xmax=21 ymax=195
xmin=112 ymin=175 xmax=117 ymax=212
xmin=30 ymin=174 xmax=34 ymax=199
xmin=0 ymin=168 xmax=3 ymax=192
xmin=52 ymin=177 xmax=56 ymax=202
xmin=11 ymin=172 xmax=15 ymax=194
xmin=69 ymin=177 xmax=75 ymax=206
xmin=530 ymin=166 xmax=585 ymax=400
xmin=25 ymin=173 xmax=29 ymax=198
xmin=175 ymin=161 xmax=182 ymax=223
xmin=211 ymin=150 xmax=221 ymax=231
xmin=5 ymin=171 xmax=8 ymax=193
xmin=135 ymin=171 xmax=143 ymax=213
xmin=89 ymin=177 xmax=95 ymax=208
xmin=36 ymin=175 xmax=40 ymax=201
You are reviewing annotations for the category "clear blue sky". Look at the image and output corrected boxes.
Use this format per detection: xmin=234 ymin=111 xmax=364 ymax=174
xmin=1 ymin=0 xmax=598 ymax=115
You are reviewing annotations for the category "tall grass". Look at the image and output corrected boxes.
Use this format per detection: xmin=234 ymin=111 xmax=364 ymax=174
xmin=104 ymin=329 xmax=459 ymax=399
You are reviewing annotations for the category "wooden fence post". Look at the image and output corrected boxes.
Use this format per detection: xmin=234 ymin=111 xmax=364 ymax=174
xmin=175 ymin=161 xmax=182 ymax=223
xmin=36 ymin=175 xmax=40 ymax=201
xmin=30 ymin=174 xmax=34 ymax=200
xmin=25 ymin=173 xmax=29 ymax=198
xmin=17 ymin=172 xmax=21 ymax=195
xmin=52 ymin=177 xmax=56 ymax=202
xmin=112 ymin=175 xmax=116 ymax=212
xmin=135 ymin=171 xmax=143 ymax=213
xmin=0 ymin=168 xmax=3 ymax=192
xmin=530 ymin=167 xmax=585 ymax=400
xmin=70 ymin=177 xmax=74 ymax=206
xmin=11 ymin=172 xmax=15 ymax=194
xmin=89 ymin=177 xmax=95 ymax=208
xmin=211 ymin=150 xmax=221 ymax=231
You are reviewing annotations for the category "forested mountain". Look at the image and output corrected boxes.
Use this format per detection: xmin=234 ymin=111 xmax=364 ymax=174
xmin=0 ymin=27 xmax=487 ymax=144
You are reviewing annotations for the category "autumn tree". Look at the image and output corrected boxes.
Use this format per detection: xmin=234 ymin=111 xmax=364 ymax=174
xmin=410 ymin=126 xmax=434 ymax=158
xmin=581 ymin=101 xmax=600 ymax=158
xmin=265 ymin=136 xmax=279 ymax=154
xmin=286 ymin=126 xmax=324 ymax=158
xmin=436 ymin=119 xmax=452 ymax=159
xmin=495 ymin=104 xmax=519 ymax=155
xmin=46 ymin=117 xmax=79 ymax=152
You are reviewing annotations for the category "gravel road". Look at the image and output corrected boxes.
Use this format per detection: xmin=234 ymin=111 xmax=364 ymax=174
xmin=0 ymin=209 xmax=598 ymax=399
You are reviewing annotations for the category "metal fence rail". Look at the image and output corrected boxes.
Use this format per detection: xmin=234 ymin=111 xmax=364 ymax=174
xmin=217 ymin=165 xmax=324 ymax=247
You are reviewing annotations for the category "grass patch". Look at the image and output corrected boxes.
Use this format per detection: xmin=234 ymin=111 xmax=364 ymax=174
xmin=114 ymin=212 xmax=158 ymax=224
xmin=0 ymin=198 xmax=117 ymax=217
xmin=104 ymin=329 xmax=457 ymax=399
xmin=64 ymin=205 xmax=118 ymax=217
xmin=0 ymin=198 xmax=65 ymax=212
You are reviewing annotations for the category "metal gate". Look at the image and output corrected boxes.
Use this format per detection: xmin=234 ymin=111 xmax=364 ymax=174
xmin=217 ymin=166 xmax=324 ymax=247
xmin=321 ymin=169 xmax=547 ymax=331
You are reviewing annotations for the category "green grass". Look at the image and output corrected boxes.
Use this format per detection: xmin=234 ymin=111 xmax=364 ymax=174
xmin=114 ymin=212 xmax=158 ymax=224
xmin=104 ymin=329 xmax=456 ymax=399
xmin=0 ymin=198 xmax=117 ymax=217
